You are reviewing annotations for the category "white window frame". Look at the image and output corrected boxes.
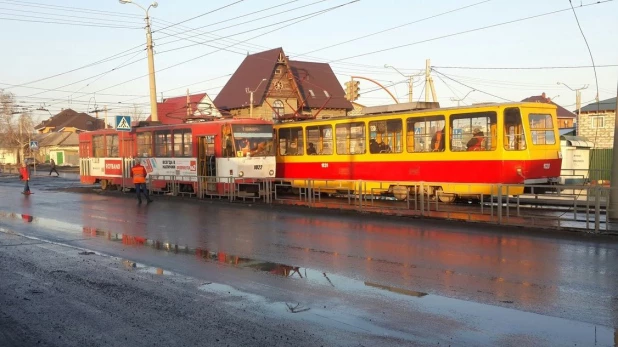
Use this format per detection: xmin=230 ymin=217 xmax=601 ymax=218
xmin=590 ymin=115 xmax=605 ymax=129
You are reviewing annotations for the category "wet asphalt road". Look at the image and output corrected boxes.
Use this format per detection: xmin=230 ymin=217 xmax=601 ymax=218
xmin=0 ymin=174 xmax=617 ymax=346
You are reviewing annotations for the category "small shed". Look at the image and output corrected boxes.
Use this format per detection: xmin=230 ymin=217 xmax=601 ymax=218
xmin=560 ymin=135 xmax=594 ymax=185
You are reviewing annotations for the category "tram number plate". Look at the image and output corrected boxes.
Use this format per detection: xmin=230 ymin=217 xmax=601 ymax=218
xmin=254 ymin=165 xmax=263 ymax=170
xmin=321 ymin=163 xmax=329 ymax=168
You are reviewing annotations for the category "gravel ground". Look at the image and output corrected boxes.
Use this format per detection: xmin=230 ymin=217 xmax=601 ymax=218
xmin=0 ymin=232 xmax=403 ymax=347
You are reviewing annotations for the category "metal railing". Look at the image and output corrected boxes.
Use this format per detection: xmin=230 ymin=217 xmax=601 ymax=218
xmin=136 ymin=175 xmax=613 ymax=234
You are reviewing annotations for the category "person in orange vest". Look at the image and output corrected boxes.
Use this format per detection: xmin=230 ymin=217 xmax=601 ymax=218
xmin=19 ymin=162 xmax=31 ymax=194
xmin=466 ymin=129 xmax=484 ymax=151
xmin=130 ymin=159 xmax=153 ymax=204
xmin=431 ymin=128 xmax=445 ymax=151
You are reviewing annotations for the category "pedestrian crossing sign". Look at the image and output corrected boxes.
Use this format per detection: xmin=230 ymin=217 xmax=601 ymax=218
xmin=29 ymin=141 xmax=38 ymax=149
xmin=115 ymin=115 xmax=132 ymax=132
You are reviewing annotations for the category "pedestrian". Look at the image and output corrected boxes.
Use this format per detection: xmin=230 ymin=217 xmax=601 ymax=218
xmin=49 ymin=158 xmax=59 ymax=176
xmin=19 ymin=162 xmax=31 ymax=195
xmin=130 ymin=159 xmax=153 ymax=204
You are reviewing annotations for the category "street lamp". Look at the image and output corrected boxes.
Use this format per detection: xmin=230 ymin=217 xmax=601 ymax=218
xmin=246 ymin=78 xmax=267 ymax=118
xmin=450 ymin=90 xmax=475 ymax=107
xmin=557 ymin=82 xmax=588 ymax=135
xmin=120 ymin=0 xmax=159 ymax=122
xmin=384 ymin=64 xmax=422 ymax=103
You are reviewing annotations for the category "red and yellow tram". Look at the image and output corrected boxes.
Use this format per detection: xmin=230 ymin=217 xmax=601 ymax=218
xmin=274 ymin=102 xmax=562 ymax=201
xmin=79 ymin=118 xmax=276 ymax=196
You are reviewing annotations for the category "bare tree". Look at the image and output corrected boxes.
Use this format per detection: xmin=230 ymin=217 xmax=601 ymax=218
xmin=0 ymin=89 xmax=36 ymax=163
xmin=126 ymin=103 xmax=147 ymax=122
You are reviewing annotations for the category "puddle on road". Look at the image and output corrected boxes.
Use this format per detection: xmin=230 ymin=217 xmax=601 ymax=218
xmin=0 ymin=210 xmax=429 ymax=301
xmin=1 ymin=211 xmax=617 ymax=346
xmin=82 ymin=225 xmax=430 ymax=300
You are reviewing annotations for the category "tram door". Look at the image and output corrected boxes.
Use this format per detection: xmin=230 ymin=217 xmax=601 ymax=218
xmin=198 ymin=135 xmax=217 ymax=191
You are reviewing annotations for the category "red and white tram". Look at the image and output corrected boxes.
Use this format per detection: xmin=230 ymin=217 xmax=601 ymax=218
xmin=79 ymin=118 xmax=276 ymax=196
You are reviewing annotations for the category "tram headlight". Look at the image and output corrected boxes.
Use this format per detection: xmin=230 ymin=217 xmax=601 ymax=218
xmin=269 ymin=169 xmax=274 ymax=176
xmin=238 ymin=171 xmax=244 ymax=177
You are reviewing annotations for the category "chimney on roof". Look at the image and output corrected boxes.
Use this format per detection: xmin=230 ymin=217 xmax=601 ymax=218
xmin=541 ymin=92 xmax=547 ymax=100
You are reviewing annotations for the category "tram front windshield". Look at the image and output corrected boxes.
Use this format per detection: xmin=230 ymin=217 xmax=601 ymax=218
xmin=232 ymin=124 xmax=275 ymax=157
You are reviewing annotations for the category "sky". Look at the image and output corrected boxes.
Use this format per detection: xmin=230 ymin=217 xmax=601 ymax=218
xmin=0 ymin=0 xmax=617 ymax=123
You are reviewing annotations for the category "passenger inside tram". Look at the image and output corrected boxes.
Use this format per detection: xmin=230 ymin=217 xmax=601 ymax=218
xmin=369 ymin=139 xmax=380 ymax=154
xmin=466 ymin=129 xmax=485 ymax=151
xmin=307 ymin=142 xmax=317 ymax=155
xmin=430 ymin=128 xmax=445 ymax=151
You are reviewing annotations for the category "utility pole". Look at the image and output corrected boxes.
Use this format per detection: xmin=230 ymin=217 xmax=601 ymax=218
xmin=384 ymin=64 xmax=423 ymax=103
xmin=608 ymin=79 xmax=618 ymax=220
xmin=104 ymin=105 xmax=108 ymax=129
xmin=120 ymin=0 xmax=159 ymax=122
xmin=557 ymin=82 xmax=588 ymax=135
xmin=425 ymin=59 xmax=438 ymax=103
xmin=246 ymin=78 xmax=267 ymax=119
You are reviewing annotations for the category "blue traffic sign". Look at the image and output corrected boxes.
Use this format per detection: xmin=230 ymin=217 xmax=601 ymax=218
xmin=29 ymin=141 xmax=38 ymax=149
xmin=115 ymin=115 xmax=131 ymax=132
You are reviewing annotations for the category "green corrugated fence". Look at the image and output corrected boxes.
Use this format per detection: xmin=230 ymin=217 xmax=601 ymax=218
xmin=589 ymin=148 xmax=612 ymax=182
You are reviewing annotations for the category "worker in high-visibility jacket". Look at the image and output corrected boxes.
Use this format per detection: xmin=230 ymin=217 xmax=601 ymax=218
xmin=19 ymin=162 xmax=31 ymax=194
xmin=130 ymin=159 xmax=153 ymax=204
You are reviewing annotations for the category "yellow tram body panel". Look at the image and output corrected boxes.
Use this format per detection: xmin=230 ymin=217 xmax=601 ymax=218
xmin=275 ymin=102 xmax=561 ymax=198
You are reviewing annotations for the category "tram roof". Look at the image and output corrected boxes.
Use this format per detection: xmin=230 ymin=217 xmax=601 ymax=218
xmin=276 ymin=102 xmax=557 ymax=125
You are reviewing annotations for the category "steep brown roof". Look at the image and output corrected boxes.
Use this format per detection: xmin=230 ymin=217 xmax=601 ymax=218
xmin=288 ymin=60 xmax=352 ymax=110
xmin=521 ymin=94 xmax=575 ymax=119
xmin=35 ymin=109 xmax=105 ymax=131
xmin=214 ymin=48 xmax=353 ymax=111
xmin=214 ymin=48 xmax=282 ymax=110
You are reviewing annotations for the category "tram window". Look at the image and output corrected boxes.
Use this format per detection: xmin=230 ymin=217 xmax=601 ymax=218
xmin=406 ymin=116 xmax=445 ymax=152
xmin=155 ymin=131 xmax=172 ymax=157
xmin=173 ymin=129 xmax=192 ymax=157
xmin=278 ymin=127 xmax=304 ymax=156
xmin=305 ymin=125 xmax=333 ymax=155
xmin=336 ymin=122 xmax=366 ymax=155
xmin=503 ymin=108 xmax=526 ymax=151
xmin=450 ymin=112 xmax=497 ymax=152
xmin=106 ymin=134 xmax=119 ymax=157
xmin=137 ymin=132 xmax=153 ymax=157
xmin=92 ymin=135 xmax=105 ymax=158
xmin=529 ymin=114 xmax=556 ymax=145
xmin=369 ymin=119 xmax=402 ymax=154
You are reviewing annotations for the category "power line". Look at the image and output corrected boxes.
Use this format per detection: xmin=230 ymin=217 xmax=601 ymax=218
xmin=299 ymin=0 xmax=493 ymax=56
xmin=152 ymin=0 xmax=304 ymax=40
xmin=153 ymin=0 xmax=245 ymax=33
xmin=0 ymin=16 xmax=142 ymax=29
xmin=432 ymin=64 xmax=618 ymax=70
xmin=3 ymin=45 xmax=144 ymax=90
xmin=0 ymin=7 xmax=144 ymax=25
xmin=10 ymin=1 xmax=341 ymax=103
xmin=0 ymin=0 xmax=142 ymax=19
xmin=154 ymin=0 xmax=327 ymax=46
xmin=72 ymin=0 xmax=359 ymax=102
xmin=329 ymin=0 xmax=614 ymax=63
xmin=433 ymin=69 xmax=513 ymax=102
xmin=153 ymin=3 xmax=356 ymax=54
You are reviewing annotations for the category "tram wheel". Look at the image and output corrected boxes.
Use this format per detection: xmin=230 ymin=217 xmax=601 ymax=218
xmin=392 ymin=185 xmax=409 ymax=201
xmin=100 ymin=180 xmax=109 ymax=190
xmin=437 ymin=188 xmax=456 ymax=203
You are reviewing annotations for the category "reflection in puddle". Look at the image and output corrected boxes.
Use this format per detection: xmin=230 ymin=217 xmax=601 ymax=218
xmin=79 ymin=227 xmax=428 ymax=300
xmin=365 ymin=282 xmax=428 ymax=298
